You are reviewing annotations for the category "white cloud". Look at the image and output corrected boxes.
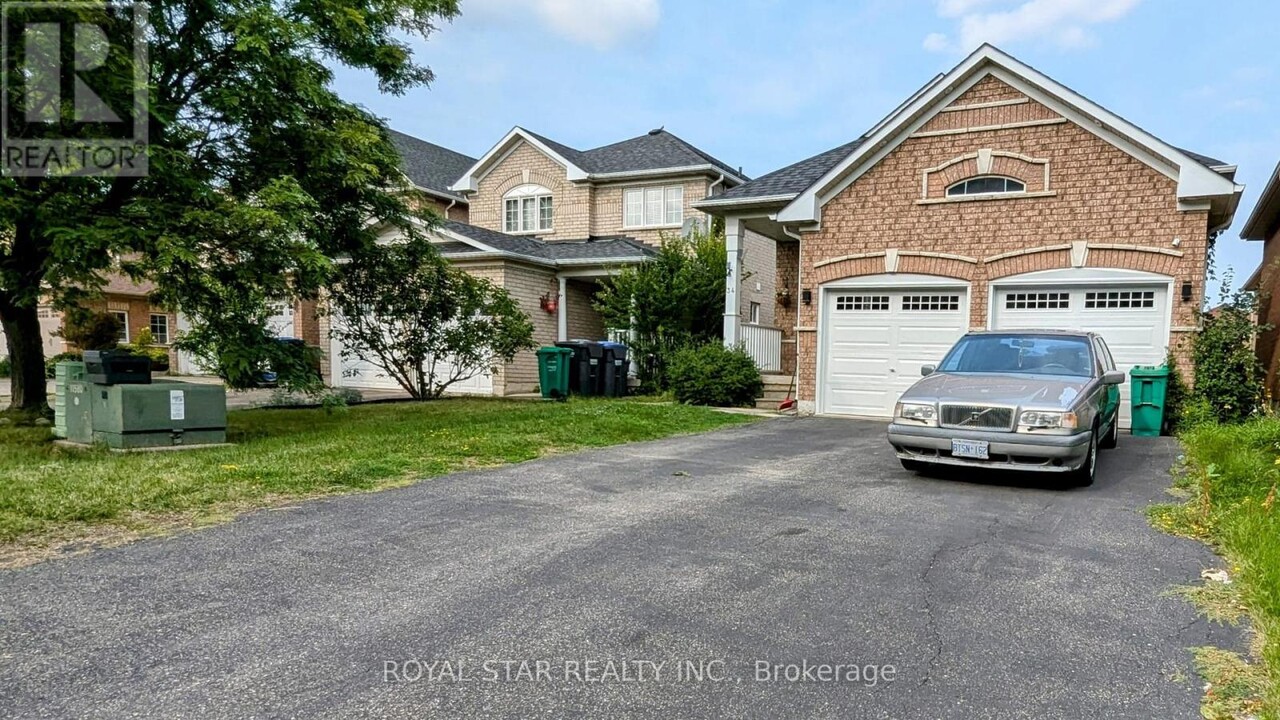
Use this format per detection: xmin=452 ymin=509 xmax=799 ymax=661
xmin=922 ymin=32 xmax=951 ymax=52
xmin=924 ymin=0 xmax=1142 ymax=53
xmin=465 ymin=0 xmax=660 ymax=51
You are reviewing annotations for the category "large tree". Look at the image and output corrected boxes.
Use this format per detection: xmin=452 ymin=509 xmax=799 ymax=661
xmin=0 ymin=0 xmax=459 ymax=414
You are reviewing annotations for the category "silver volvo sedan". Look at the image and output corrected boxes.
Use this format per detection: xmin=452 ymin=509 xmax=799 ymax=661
xmin=886 ymin=330 xmax=1124 ymax=486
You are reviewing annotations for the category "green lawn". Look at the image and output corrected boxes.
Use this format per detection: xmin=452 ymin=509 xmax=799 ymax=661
xmin=0 ymin=398 xmax=754 ymax=559
xmin=1151 ymin=418 xmax=1280 ymax=719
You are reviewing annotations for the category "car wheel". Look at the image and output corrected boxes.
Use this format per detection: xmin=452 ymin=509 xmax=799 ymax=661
xmin=900 ymin=459 xmax=927 ymax=473
xmin=1069 ymin=427 xmax=1098 ymax=487
xmin=1099 ymin=414 xmax=1119 ymax=449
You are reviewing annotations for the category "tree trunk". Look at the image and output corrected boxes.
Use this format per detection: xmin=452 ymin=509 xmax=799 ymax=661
xmin=0 ymin=297 xmax=49 ymax=414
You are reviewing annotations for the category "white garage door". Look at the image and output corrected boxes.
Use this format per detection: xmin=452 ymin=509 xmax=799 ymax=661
xmin=266 ymin=301 xmax=295 ymax=338
xmin=821 ymin=284 xmax=969 ymax=417
xmin=991 ymin=283 xmax=1169 ymax=429
xmin=329 ymin=316 xmax=493 ymax=395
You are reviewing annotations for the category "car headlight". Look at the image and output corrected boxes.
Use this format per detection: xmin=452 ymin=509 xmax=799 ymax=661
xmin=895 ymin=402 xmax=937 ymax=426
xmin=1018 ymin=410 xmax=1078 ymax=429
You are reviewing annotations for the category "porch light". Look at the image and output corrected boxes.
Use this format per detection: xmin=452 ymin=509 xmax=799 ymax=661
xmin=1181 ymin=282 xmax=1192 ymax=303
xmin=801 ymin=289 xmax=812 ymax=305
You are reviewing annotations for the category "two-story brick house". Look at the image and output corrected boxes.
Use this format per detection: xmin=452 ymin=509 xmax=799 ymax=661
xmin=325 ymin=126 xmax=764 ymax=395
xmin=698 ymin=45 xmax=1242 ymax=427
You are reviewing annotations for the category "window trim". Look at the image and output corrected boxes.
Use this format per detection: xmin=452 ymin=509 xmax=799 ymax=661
xmin=110 ymin=310 xmax=129 ymax=343
xmin=834 ymin=294 xmax=890 ymax=312
xmin=1004 ymin=291 xmax=1070 ymax=310
xmin=748 ymin=301 xmax=761 ymax=324
xmin=149 ymin=313 xmax=170 ymax=345
xmin=502 ymin=184 xmax=553 ymax=234
xmin=945 ymin=175 xmax=1027 ymax=198
xmin=1083 ymin=289 xmax=1156 ymax=310
xmin=622 ymin=184 xmax=685 ymax=229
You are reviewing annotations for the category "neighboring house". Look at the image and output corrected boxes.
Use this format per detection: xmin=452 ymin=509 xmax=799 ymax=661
xmin=1241 ymin=160 xmax=1280 ymax=399
xmin=90 ymin=275 xmax=179 ymax=358
xmin=390 ymin=129 xmax=475 ymax=223
xmin=697 ymin=44 xmax=1242 ymax=428
xmin=0 ymin=273 xmax=180 ymax=364
xmin=323 ymin=126 xmax=759 ymax=395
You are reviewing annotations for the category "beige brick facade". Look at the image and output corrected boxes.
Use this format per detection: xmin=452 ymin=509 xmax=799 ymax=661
xmin=564 ymin=280 xmax=605 ymax=340
xmin=591 ymin=177 xmax=713 ymax=245
xmin=469 ymin=141 xmax=595 ymax=242
xmin=787 ymin=75 xmax=1212 ymax=404
xmin=420 ymin=196 xmax=469 ymax=222
xmin=740 ymin=228 xmax=777 ymax=328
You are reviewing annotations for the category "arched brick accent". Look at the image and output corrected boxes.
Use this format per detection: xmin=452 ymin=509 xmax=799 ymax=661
xmin=924 ymin=150 xmax=1049 ymax=199
xmin=811 ymin=257 xmax=884 ymax=285
xmin=896 ymin=255 xmax=977 ymax=280
xmin=984 ymin=248 xmax=1072 ymax=280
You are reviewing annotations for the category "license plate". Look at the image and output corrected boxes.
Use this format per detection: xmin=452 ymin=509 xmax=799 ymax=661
xmin=951 ymin=439 xmax=989 ymax=460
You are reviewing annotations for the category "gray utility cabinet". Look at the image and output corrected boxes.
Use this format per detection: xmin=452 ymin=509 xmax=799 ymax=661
xmin=65 ymin=379 xmax=227 ymax=449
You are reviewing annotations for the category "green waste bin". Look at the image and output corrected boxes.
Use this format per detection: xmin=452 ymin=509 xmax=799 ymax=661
xmin=1130 ymin=365 xmax=1169 ymax=437
xmin=536 ymin=346 xmax=573 ymax=400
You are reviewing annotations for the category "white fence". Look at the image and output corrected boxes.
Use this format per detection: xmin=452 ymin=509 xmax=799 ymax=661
xmin=739 ymin=323 xmax=783 ymax=373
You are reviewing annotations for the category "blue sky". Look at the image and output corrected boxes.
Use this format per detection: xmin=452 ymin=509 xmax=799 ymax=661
xmin=332 ymin=0 xmax=1280 ymax=290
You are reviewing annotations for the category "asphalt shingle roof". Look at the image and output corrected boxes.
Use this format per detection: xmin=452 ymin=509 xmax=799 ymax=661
xmin=389 ymin=129 xmax=477 ymax=201
xmin=524 ymin=128 xmax=743 ymax=180
xmin=1176 ymin=147 xmax=1231 ymax=171
xmin=441 ymin=222 xmax=654 ymax=264
xmin=706 ymin=138 xmax=866 ymax=203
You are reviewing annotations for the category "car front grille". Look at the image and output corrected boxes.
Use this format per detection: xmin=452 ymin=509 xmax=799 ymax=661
xmin=940 ymin=404 xmax=1015 ymax=432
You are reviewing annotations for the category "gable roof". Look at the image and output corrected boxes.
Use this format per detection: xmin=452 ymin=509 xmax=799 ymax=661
xmin=451 ymin=127 xmax=746 ymax=193
xmin=1241 ymin=160 xmax=1280 ymax=241
xmin=767 ymin=44 xmax=1240 ymax=231
xmin=388 ymin=129 xmax=477 ymax=203
xmin=438 ymin=221 xmax=655 ymax=266
xmin=696 ymin=139 xmax=867 ymax=211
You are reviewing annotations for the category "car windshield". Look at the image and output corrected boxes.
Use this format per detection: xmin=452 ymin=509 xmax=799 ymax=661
xmin=937 ymin=334 xmax=1095 ymax=377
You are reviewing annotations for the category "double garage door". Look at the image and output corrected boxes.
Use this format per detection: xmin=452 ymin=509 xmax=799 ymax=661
xmin=820 ymin=277 xmax=1169 ymax=428
xmin=329 ymin=315 xmax=493 ymax=395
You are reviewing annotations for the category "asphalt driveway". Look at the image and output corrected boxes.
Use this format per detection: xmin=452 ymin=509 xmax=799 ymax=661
xmin=0 ymin=417 xmax=1230 ymax=719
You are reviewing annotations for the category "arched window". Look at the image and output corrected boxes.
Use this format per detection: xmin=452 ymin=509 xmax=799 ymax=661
xmin=946 ymin=176 xmax=1026 ymax=197
xmin=503 ymin=184 xmax=553 ymax=233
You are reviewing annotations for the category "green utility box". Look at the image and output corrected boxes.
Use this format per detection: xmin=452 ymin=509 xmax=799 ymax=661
xmin=1130 ymin=365 xmax=1169 ymax=438
xmin=65 ymin=379 xmax=227 ymax=449
xmin=536 ymin=346 xmax=573 ymax=400
xmin=53 ymin=360 xmax=86 ymax=439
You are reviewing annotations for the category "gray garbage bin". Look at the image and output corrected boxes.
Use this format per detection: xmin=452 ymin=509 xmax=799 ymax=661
xmin=599 ymin=341 xmax=628 ymax=397
xmin=555 ymin=340 xmax=605 ymax=396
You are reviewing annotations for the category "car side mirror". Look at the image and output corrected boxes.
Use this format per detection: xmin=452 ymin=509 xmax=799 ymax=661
xmin=921 ymin=364 xmax=936 ymax=377
xmin=1101 ymin=370 xmax=1125 ymax=385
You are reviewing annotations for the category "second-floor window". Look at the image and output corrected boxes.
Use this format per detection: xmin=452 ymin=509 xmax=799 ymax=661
xmin=624 ymin=185 xmax=683 ymax=228
xmin=504 ymin=184 xmax=553 ymax=233
xmin=946 ymin=176 xmax=1025 ymax=197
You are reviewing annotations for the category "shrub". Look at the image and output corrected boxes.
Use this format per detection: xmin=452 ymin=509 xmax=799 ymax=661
xmin=667 ymin=342 xmax=762 ymax=407
xmin=1191 ymin=283 xmax=1265 ymax=424
xmin=594 ymin=227 xmax=729 ymax=391
xmin=44 ymin=351 xmax=83 ymax=378
xmin=60 ymin=309 xmax=123 ymax=351
xmin=0 ymin=355 xmax=10 ymax=378
xmin=1162 ymin=350 xmax=1191 ymax=435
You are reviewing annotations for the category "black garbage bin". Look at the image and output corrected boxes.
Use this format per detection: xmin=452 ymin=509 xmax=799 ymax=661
xmin=83 ymin=349 xmax=152 ymax=385
xmin=599 ymin=341 xmax=628 ymax=397
xmin=555 ymin=340 xmax=605 ymax=396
